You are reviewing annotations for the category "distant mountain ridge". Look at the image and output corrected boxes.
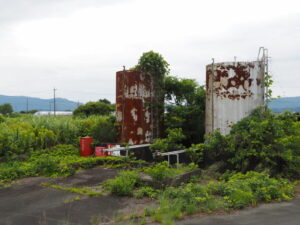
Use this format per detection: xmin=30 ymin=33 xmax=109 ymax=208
xmin=0 ymin=95 xmax=299 ymax=113
xmin=268 ymin=97 xmax=300 ymax=113
xmin=0 ymin=95 xmax=80 ymax=112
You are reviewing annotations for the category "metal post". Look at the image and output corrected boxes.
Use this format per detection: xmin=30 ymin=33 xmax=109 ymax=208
xmin=53 ymin=88 xmax=57 ymax=116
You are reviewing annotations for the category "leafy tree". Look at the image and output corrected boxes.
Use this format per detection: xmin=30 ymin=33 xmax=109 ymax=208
xmin=135 ymin=51 xmax=170 ymax=139
xmin=164 ymin=76 xmax=206 ymax=145
xmin=0 ymin=103 xmax=13 ymax=115
xmin=73 ymin=101 xmax=114 ymax=117
xmin=135 ymin=51 xmax=169 ymax=78
xmin=98 ymin=98 xmax=111 ymax=104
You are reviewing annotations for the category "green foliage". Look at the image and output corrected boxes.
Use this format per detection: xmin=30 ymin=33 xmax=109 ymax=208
xmin=0 ymin=103 xmax=13 ymax=115
xmin=143 ymin=162 xmax=198 ymax=182
xmin=0 ymin=144 xmax=143 ymax=183
xmin=150 ymin=128 xmax=185 ymax=153
xmin=150 ymin=183 xmax=214 ymax=224
xmin=0 ymin=115 xmax=5 ymax=123
xmin=164 ymin=76 xmax=206 ymax=145
xmin=134 ymin=186 xmax=158 ymax=199
xmin=136 ymin=51 xmax=169 ymax=78
xmin=264 ymin=73 xmax=274 ymax=102
xmin=104 ymin=170 xmax=140 ymax=196
xmin=204 ymin=107 xmax=300 ymax=177
xmin=89 ymin=115 xmax=117 ymax=146
xmin=73 ymin=101 xmax=114 ymax=117
xmin=0 ymin=115 xmax=117 ymax=159
xmin=185 ymin=143 xmax=206 ymax=164
xmin=208 ymin=171 xmax=295 ymax=208
xmin=144 ymin=162 xmax=175 ymax=182
xmin=147 ymin=171 xmax=295 ymax=224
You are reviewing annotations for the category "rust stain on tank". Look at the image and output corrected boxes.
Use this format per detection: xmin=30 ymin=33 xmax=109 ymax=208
xmin=207 ymin=63 xmax=258 ymax=100
xmin=116 ymin=70 xmax=158 ymax=145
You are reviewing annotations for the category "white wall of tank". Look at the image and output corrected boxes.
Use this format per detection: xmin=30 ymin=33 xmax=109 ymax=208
xmin=205 ymin=61 xmax=265 ymax=135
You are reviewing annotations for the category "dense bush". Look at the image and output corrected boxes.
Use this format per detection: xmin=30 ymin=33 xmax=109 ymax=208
xmin=209 ymin=171 xmax=295 ymax=208
xmin=164 ymin=76 xmax=206 ymax=145
xmin=150 ymin=128 xmax=186 ymax=153
xmin=104 ymin=171 xmax=140 ymax=196
xmin=0 ymin=103 xmax=13 ymax=115
xmin=73 ymin=100 xmax=114 ymax=117
xmin=203 ymin=107 xmax=300 ymax=178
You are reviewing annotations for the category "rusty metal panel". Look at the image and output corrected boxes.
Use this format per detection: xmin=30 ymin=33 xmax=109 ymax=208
xmin=205 ymin=61 xmax=265 ymax=135
xmin=116 ymin=70 xmax=156 ymax=145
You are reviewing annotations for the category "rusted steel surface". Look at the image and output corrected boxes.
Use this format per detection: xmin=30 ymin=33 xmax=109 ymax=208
xmin=205 ymin=61 xmax=265 ymax=135
xmin=116 ymin=70 xmax=159 ymax=144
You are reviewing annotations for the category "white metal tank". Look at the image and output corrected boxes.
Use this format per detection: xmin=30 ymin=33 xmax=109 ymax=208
xmin=205 ymin=61 xmax=265 ymax=135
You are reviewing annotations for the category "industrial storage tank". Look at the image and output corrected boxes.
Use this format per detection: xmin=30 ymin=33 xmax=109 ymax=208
xmin=116 ymin=70 xmax=161 ymax=145
xmin=205 ymin=61 xmax=265 ymax=135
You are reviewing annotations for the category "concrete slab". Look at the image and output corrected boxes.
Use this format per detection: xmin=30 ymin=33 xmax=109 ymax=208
xmin=179 ymin=199 xmax=300 ymax=225
xmin=0 ymin=167 xmax=138 ymax=225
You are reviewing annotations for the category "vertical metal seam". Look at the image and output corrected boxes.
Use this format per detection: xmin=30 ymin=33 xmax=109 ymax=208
xmin=121 ymin=70 xmax=126 ymax=143
xmin=211 ymin=58 xmax=215 ymax=132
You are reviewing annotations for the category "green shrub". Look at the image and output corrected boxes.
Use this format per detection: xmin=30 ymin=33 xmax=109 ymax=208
xmin=73 ymin=101 xmax=114 ymax=117
xmin=104 ymin=171 xmax=140 ymax=196
xmin=134 ymin=186 xmax=158 ymax=199
xmin=204 ymin=107 xmax=300 ymax=177
xmin=0 ymin=115 xmax=5 ymax=123
xmin=144 ymin=162 xmax=198 ymax=182
xmin=208 ymin=171 xmax=295 ymax=208
xmin=144 ymin=162 xmax=175 ymax=181
xmin=150 ymin=128 xmax=186 ymax=153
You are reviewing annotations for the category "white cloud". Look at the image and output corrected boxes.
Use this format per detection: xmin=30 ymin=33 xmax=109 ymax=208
xmin=0 ymin=0 xmax=300 ymax=102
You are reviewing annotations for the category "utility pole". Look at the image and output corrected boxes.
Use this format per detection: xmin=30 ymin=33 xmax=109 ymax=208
xmin=26 ymin=97 xmax=29 ymax=113
xmin=53 ymin=88 xmax=57 ymax=116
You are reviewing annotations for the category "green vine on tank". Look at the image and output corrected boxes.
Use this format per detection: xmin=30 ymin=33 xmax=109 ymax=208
xmin=264 ymin=72 xmax=274 ymax=103
xmin=134 ymin=51 xmax=170 ymax=139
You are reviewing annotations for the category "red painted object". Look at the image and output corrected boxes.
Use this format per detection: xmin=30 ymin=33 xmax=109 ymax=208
xmin=95 ymin=147 xmax=111 ymax=157
xmin=80 ymin=136 xmax=94 ymax=156
xmin=107 ymin=144 xmax=116 ymax=149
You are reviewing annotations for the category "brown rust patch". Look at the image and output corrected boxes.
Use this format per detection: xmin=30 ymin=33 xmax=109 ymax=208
xmin=210 ymin=63 xmax=255 ymax=100
xmin=116 ymin=70 xmax=160 ymax=144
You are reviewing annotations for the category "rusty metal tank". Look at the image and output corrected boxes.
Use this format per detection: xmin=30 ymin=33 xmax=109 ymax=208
xmin=116 ymin=70 xmax=161 ymax=145
xmin=205 ymin=61 xmax=265 ymax=135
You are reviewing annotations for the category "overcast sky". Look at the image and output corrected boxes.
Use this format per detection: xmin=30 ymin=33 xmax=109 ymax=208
xmin=0 ymin=0 xmax=300 ymax=103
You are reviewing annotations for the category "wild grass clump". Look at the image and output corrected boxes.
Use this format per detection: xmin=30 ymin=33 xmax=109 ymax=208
xmin=143 ymin=162 xmax=198 ymax=182
xmin=104 ymin=171 xmax=140 ymax=196
xmin=0 ymin=144 xmax=143 ymax=183
xmin=208 ymin=171 xmax=295 ymax=208
xmin=145 ymin=171 xmax=295 ymax=224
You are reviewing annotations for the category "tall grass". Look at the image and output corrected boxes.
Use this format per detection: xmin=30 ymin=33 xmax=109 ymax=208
xmin=0 ymin=115 xmax=117 ymax=159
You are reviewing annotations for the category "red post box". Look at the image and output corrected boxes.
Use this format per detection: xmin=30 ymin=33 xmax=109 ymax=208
xmin=80 ymin=136 xmax=94 ymax=156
